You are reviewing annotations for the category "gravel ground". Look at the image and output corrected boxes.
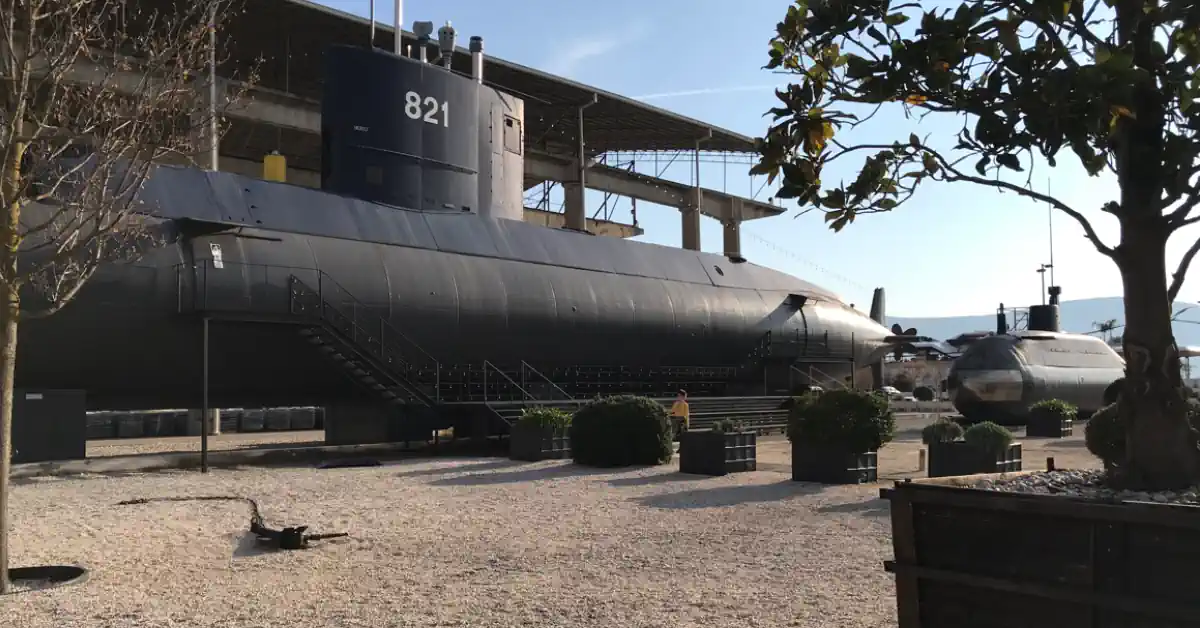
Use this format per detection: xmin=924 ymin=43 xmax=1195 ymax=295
xmin=4 ymin=458 xmax=898 ymax=628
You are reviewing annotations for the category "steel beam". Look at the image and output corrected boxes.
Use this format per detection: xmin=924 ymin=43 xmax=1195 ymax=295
xmin=524 ymin=150 xmax=783 ymax=223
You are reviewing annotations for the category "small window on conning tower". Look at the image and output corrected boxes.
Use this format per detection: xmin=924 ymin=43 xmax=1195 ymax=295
xmin=503 ymin=116 xmax=523 ymax=155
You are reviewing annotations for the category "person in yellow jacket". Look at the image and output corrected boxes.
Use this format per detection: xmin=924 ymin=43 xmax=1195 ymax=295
xmin=670 ymin=390 xmax=690 ymax=441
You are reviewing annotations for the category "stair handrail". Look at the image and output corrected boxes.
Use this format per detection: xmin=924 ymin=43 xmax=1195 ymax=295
xmin=792 ymin=363 xmax=850 ymax=390
xmin=520 ymin=360 xmax=575 ymax=401
xmin=482 ymin=360 xmax=536 ymax=402
xmin=307 ymin=270 xmax=440 ymax=367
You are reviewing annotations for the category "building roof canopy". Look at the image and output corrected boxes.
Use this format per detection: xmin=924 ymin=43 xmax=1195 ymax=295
xmin=217 ymin=0 xmax=761 ymax=154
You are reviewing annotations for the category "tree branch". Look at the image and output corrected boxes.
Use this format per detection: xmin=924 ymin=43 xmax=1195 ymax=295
xmin=924 ymin=146 xmax=1117 ymax=258
xmin=1169 ymin=235 xmax=1200 ymax=302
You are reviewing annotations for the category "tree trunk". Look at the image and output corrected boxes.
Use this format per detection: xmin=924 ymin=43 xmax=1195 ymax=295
xmin=1117 ymin=223 xmax=1199 ymax=491
xmin=0 ymin=286 xmax=17 ymax=594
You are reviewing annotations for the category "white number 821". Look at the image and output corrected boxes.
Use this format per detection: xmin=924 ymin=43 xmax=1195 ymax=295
xmin=404 ymin=91 xmax=449 ymax=127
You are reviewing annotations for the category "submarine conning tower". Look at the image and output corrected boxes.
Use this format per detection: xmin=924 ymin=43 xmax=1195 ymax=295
xmin=319 ymin=21 xmax=526 ymax=221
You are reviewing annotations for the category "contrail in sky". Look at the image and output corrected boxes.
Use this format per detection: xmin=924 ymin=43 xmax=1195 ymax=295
xmin=631 ymin=84 xmax=787 ymax=101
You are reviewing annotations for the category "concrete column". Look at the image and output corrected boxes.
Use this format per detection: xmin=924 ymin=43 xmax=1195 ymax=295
xmin=564 ymin=172 xmax=587 ymax=231
xmin=724 ymin=197 xmax=743 ymax=258
xmin=188 ymin=408 xmax=221 ymax=436
xmin=682 ymin=188 xmax=701 ymax=251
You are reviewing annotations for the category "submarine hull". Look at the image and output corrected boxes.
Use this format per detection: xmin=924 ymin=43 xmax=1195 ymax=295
xmin=14 ymin=178 xmax=892 ymax=410
xmin=949 ymin=331 xmax=1124 ymax=423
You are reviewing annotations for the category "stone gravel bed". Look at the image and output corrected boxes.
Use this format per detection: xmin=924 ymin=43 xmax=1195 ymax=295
xmin=3 ymin=458 xmax=901 ymax=628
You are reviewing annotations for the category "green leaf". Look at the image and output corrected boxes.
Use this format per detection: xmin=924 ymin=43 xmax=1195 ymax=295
xmin=975 ymin=155 xmax=990 ymax=176
xmin=883 ymin=13 xmax=909 ymax=26
xmin=996 ymin=154 xmax=1023 ymax=171
xmin=866 ymin=25 xmax=887 ymax=45
xmin=909 ymin=133 xmax=920 ymax=147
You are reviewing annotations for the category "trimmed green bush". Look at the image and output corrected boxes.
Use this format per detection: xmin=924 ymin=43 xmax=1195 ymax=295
xmin=913 ymin=386 xmax=935 ymax=402
xmin=1086 ymin=399 xmax=1200 ymax=468
xmin=516 ymin=407 xmax=572 ymax=430
xmin=787 ymin=388 xmax=896 ymax=452
xmin=569 ymin=395 xmax=673 ymax=467
xmin=712 ymin=418 xmax=746 ymax=433
xmin=921 ymin=418 xmax=964 ymax=445
xmin=963 ymin=421 xmax=1014 ymax=457
xmin=1084 ymin=402 xmax=1124 ymax=468
xmin=1030 ymin=399 xmax=1077 ymax=422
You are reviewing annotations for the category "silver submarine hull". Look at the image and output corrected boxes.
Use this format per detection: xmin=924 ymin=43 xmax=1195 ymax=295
xmin=948 ymin=330 xmax=1125 ymax=422
xmin=15 ymin=43 xmax=894 ymax=410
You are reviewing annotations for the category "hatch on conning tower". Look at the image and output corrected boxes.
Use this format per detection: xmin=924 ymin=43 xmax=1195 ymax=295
xmin=319 ymin=22 xmax=525 ymax=220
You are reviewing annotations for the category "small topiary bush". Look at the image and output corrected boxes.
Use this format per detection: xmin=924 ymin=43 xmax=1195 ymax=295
xmin=921 ymin=418 xmax=964 ymax=445
xmin=569 ymin=395 xmax=673 ymax=467
xmin=517 ymin=407 xmax=572 ymax=431
xmin=712 ymin=418 xmax=746 ymax=433
xmin=913 ymin=386 xmax=935 ymax=402
xmin=1086 ymin=399 xmax=1200 ymax=468
xmin=787 ymin=388 xmax=896 ymax=452
xmin=963 ymin=421 xmax=1014 ymax=457
xmin=1030 ymin=399 xmax=1077 ymax=422
xmin=1084 ymin=402 xmax=1124 ymax=468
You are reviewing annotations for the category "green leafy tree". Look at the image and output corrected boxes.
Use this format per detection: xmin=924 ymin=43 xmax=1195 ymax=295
xmin=755 ymin=0 xmax=1200 ymax=490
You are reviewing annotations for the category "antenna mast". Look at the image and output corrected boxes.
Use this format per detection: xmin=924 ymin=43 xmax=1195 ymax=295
xmin=1048 ymin=176 xmax=1055 ymax=287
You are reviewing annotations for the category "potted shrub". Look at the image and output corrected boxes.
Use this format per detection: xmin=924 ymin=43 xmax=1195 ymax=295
xmin=926 ymin=421 xmax=1022 ymax=478
xmin=788 ymin=389 xmax=895 ymax=484
xmin=1026 ymin=399 xmax=1076 ymax=438
xmin=679 ymin=418 xmax=757 ymax=476
xmin=570 ymin=395 xmax=673 ymax=468
xmin=509 ymin=406 xmax=572 ymax=462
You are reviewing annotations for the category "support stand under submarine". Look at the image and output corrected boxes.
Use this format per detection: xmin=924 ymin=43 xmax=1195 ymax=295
xmin=16 ymin=11 xmax=915 ymax=445
xmin=947 ymin=286 xmax=1126 ymax=423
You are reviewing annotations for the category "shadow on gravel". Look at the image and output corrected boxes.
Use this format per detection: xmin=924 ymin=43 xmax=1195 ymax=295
xmin=393 ymin=458 xmax=523 ymax=479
xmin=634 ymin=480 xmax=826 ymax=510
xmin=427 ymin=462 xmax=615 ymax=486
xmin=607 ymin=471 xmax=702 ymax=487
xmin=817 ymin=497 xmax=890 ymax=517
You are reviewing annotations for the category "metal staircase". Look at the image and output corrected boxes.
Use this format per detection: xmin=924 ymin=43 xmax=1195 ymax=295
xmin=176 ymin=260 xmax=444 ymax=409
xmin=288 ymin=275 xmax=440 ymax=408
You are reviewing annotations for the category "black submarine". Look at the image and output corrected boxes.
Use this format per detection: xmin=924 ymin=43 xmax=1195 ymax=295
xmin=948 ymin=300 xmax=1126 ymax=422
xmin=17 ymin=18 xmax=900 ymax=430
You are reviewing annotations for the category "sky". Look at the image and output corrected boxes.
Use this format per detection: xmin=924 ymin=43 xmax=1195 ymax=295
xmin=312 ymin=0 xmax=1200 ymax=318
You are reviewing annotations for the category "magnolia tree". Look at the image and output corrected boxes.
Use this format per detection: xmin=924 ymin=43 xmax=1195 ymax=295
xmin=0 ymin=0 xmax=254 ymax=591
xmin=755 ymin=0 xmax=1200 ymax=490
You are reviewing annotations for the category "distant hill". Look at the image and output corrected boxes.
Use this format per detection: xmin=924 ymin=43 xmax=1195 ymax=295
xmin=888 ymin=297 xmax=1200 ymax=347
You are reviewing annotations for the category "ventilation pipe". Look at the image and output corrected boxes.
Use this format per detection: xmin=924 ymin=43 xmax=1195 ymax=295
xmin=437 ymin=22 xmax=456 ymax=69
xmin=996 ymin=303 xmax=1008 ymax=335
xmin=413 ymin=21 xmax=432 ymax=63
xmin=470 ymin=36 xmax=484 ymax=83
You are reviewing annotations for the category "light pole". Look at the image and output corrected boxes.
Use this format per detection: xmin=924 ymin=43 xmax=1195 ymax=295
xmin=1037 ymin=264 xmax=1053 ymax=305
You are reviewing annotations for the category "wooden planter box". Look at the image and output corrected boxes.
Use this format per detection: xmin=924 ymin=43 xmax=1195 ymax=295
xmin=882 ymin=476 xmax=1200 ymax=627
xmin=679 ymin=430 xmax=757 ymax=476
xmin=791 ymin=444 xmax=877 ymax=484
xmin=1026 ymin=410 xmax=1073 ymax=438
xmin=927 ymin=441 xmax=1022 ymax=477
xmin=509 ymin=423 xmax=570 ymax=462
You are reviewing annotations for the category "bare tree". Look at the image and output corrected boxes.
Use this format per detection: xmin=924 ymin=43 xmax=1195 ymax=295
xmin=0 ymin=0 xmax=255 ymax=593
xmin=1094 ymin=319 xmax=1119 ymax=343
